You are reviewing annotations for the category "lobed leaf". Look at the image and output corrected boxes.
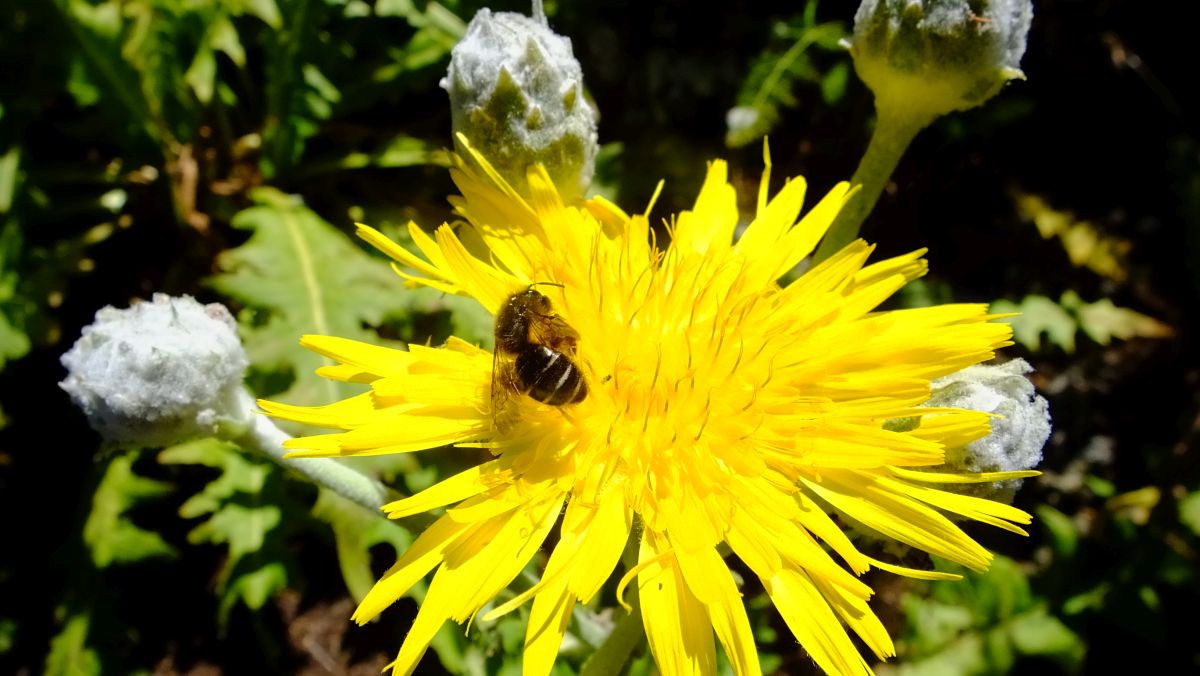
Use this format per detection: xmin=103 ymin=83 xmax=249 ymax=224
xmin=82 ymin=451 xmax=177 ymax=568
xmin=159 ymin=437 xmax=295 ymax=628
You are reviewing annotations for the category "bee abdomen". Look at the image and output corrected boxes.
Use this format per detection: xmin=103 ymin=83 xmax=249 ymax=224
xmin=515 ymin=345 xmax=587 ymax=405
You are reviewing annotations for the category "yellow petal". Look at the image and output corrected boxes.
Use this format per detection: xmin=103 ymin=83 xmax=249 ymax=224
xmin=674 ymin=545 xmax=762 ymax=676
xmin=638 ymin=533 xmax=717 ymax=676
xmin=353 ymin=512 xmax=475 ymax=624
xmin=764 ymin=567 xmax=871 ymax=676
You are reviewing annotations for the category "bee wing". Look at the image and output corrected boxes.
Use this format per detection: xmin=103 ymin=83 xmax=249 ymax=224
xmin=490 ymin=351 xmax=521 ymax=431
xmin=529 ymin=314 xmax=581 ymax=353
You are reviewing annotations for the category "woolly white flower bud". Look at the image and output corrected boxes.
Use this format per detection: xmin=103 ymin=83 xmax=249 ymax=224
xmin=60 ymin=294 xmax=252 ymax=446
xmin=925 ymin=358 xmax=1050 ymax=502
xmin=851 ymin=0 xmax=1033 ymax=122
xmin=441 ymin=7 xmax=597 ymax=201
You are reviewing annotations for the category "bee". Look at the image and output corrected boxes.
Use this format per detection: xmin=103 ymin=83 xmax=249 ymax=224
xmin=492 ymin=285 xmax=588 ymax=417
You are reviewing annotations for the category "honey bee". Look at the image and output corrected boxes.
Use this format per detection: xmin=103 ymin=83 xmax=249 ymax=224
xmin=492 ymin=285 xmax=588 ymax=419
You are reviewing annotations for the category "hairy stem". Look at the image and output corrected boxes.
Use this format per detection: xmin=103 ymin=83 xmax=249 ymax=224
xmin=813 ymin=102 xmax=932 ymax=263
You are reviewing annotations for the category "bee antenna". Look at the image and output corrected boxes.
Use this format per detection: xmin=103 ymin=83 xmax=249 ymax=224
xmin=529 ymin=281 xmax=566 ymax=290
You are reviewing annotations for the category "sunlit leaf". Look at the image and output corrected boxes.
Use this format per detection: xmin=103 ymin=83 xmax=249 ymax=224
xmin=185 ymin=14 xmax=244 ymax=105
xmin=234 ymin=0 xmax=282 ymax=29
xmin=1014 ymin=191 xmax=1132 ymax=282
xmin=0 ymin=256 xmax=32 ymax=367
xmin=1035 ymin=505 xmax=1079 ymax=559
xmin=0 ymin=146 xmax=19 ymax=214
xmin=1061 ymin=290 xmax=1174 ymax=345
xmin=1177 ymin=491 xmax=1200 ymax=537
xmin=991 ymin=295 xmax=1077 ymax=353
xmin=882 ymin=556 xmax=1085 ymax=675
xmin=994 ymin=292 xmax=1172 ymax=353
xmin=82 ymin=451 xmax=176 ymax=568
xmin=311 ymin=488 xmax=413 ymax=602
xmin=44 ymin=610 xmax=101 ymax=676
xmin=1105 ymin=486 xmax=1160 ymax=525
xmin=212 ymin=187 xmax=488 ymax=406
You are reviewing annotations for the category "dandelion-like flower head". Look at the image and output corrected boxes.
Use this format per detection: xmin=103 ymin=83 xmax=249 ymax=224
xmin=263 ymin=138 xmax=1034 ymax=676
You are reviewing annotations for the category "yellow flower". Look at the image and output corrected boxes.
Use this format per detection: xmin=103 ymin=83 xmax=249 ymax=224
xmin=262 ymin=138 xmax=1036 ymax=676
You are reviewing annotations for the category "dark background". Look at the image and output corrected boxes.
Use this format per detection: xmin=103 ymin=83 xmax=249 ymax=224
xmin=1 ymin=0 xmax=1196 ymax=673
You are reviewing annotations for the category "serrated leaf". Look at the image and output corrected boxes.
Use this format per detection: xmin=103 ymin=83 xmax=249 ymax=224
xmin=312 ymin=488 xmax=413 ymax=601
xmin=260 ymin=1 xmax=346 ymax=177
xmin=991 ymin=296 xmax=1077 ymax=353
xmin=44 ymin=610 xmax=101 ymax=676
xmin=1014 ymin=191 xmax=1131 ymax=281
xmin=995 ymin=292 xmax=1173 ymax=353
xmin=1061 ymin=290 xmax=1174 ymax=345
xmin=82 ymin=451 xmax=177 ymax=568
xmin=212 ymin=187 xmax=484 ymax=405
xmin=55 ymin=0 xmax=128 ymax=124
xmin=159 ymin=438 xmax=292 ymax=627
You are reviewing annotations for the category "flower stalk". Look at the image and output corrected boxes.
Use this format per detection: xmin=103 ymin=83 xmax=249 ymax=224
xmin=234 ymin=395 xmax=390 ymax=512
xmin=812 ymin=102 xmax=930 ymax=262
xmin=815 ymin=0 xmax=1034 ymax=263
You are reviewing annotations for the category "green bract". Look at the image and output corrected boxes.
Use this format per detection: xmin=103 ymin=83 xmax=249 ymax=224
xmin=441 ymin=9 xmax=598 ymax=202
xmin=851 ymin=0 xmax=1032 ymax=122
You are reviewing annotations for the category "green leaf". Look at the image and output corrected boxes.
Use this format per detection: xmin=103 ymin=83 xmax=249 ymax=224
xmin=184 ymin=42 xmax=217 ymax=105
xmin=1179 ymin=491 xmax=1200 ymax=537
xmin=1035 ymin=505 xmax=1079 ymax=559
xmin=44 ymin=609 xmax=101 ymax=676
xmin=261 ymin=0 xmax=344 ymax=177
xmin=159 ymin=438 xmax=292 ymax=627
xmin=725 ymin=7 xmax=847 ymax=148
xmin=211 ymin=187 xmax=486 ymax=406
xmin=54 ymin=0 xmax=150 ymax=141
xmin=991 ymin=295 xmax=1078 ymax=353
xmin=0 ymin=145 xmax=19 ymax=214
xmin=0 ymin=616 xmax=14 ymax=654
xmin=995 ymin=292 xmax=1173 ymax=353
xmin=82 ymin=451 xmax=177 ymax=568
xmin=234 ymin=0 xmax=283 ymax=29
xmin=884 ymin=556 xmax=1086 ymax=675
xmin=819 ymin=60 xmax=849 ymax=104
xmin=1014 ymin=191 xmax=1131 ymax=282
xmin=184 ymin=10 xmax=247 ymax=105
xmin=1060 ymin=290 xmax=1174 ymax=345
xmin=311 ymin=488 xmax=413 ymax=602
xmin=291 ymin=134 xmax=438 ymax=180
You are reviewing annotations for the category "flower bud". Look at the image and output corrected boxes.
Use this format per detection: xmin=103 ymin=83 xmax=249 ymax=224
xmin=60 ymin=294 xmax=253 ymax=446
xmin=441 ymin=8 xmax=597 ymax=201
xmin=850 ymin=0 xmax=1032 ymax=122
xmin=924 ymin=358 xmax=1050 ymax=502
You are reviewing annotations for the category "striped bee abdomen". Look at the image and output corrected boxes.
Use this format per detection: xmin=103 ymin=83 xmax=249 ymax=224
xmin=515 ymin=345 xmax=587 ymax=405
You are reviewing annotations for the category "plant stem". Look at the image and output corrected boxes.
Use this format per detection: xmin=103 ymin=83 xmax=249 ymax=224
xmin=812 ymin=102 xmax=933 ymax=263
xmin=239 ymin=411 xmax=391 ymax=513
